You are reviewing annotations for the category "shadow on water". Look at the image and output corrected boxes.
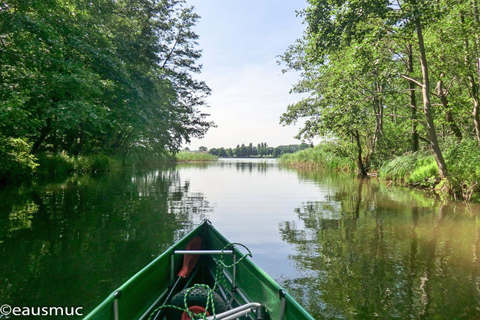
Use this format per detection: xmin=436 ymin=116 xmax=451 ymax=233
xmin=0 ymin=166 xmax=212 ymax=318
xmin=279 ymin=170 xmax=480 ymax=319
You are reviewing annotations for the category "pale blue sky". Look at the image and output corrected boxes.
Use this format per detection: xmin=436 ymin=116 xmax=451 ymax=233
xmin=185 ymin=0 xmax=308 ymax=150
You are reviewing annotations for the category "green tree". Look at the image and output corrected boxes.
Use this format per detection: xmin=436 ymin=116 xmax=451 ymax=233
xmin=219 ymin=147 xmax=227 ymax=157
xmin=0 ymin=0 xmax=213 ymax=179
xmin=280 ymin=0 xmax=471 ymax=178
xmin=281 ymin=41 xmax=398 ymax=175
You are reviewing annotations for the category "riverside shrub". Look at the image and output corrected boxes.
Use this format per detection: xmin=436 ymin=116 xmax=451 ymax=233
xmin=0 ymin=136 xmax=38 ymax=184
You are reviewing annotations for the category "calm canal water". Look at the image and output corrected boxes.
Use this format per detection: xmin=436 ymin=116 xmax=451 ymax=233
xmin=1 ymin=159 xmax=480 ymax=319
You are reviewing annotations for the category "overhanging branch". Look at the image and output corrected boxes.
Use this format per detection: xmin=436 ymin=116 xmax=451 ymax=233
xmin=400 ymin=74 xmax=424 ymax=88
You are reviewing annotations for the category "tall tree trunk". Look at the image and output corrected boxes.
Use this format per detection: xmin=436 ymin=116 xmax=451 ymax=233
xmin=52 ymin=115 xmax=58 ymax=153
xmin=461 ymin=10 xmax=480 ymax=144
xmin=414 ymin=17 xmax=449 ymax=178
xmin=373 ymin=82 xmax=384 ymax=139
xmin=31 ymin=118 xmax=52 ymax=154
xmin=366 ymin=82 xmax=384 ymax=167
xmin=473 ymin=89 xmax=480 ymax=143
xmin=436 ymin=79 xmax=463 ymax=141
xmin=353 ymin=130 xmax=368 ymax=177
xmin=407 ymin=43 xmax=420 ymax=152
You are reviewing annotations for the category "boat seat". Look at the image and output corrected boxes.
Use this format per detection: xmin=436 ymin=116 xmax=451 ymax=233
xmin=206 ymin=302 xmax=263 ymax=320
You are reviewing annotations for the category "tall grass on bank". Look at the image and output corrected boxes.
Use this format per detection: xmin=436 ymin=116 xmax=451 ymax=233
xmin=379 ymin=152 xmax=438 ymax=184
xmin=174 ymin=152 xmax=218 ymax=162
xmin=279 ymin=144 xmax=355 ymax=172
xmin=380 ymin=140 xmax=480 ymax=201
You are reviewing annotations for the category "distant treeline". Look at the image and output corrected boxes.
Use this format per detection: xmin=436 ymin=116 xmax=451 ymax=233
xmin=207 ymin=142 xmax=311 ymax=158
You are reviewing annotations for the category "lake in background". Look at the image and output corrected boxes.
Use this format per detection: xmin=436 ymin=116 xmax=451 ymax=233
xmin=1 ymin=159 xmax=479 ymax=319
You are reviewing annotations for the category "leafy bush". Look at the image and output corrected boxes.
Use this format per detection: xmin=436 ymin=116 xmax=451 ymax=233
xmin=444 ymin=138 xmax=480 ymax=184
xmin=75 ymin=155 xmax=121 ymax=173
xmin=0 ymin=136 xmax=38 ymax=184
xmin=444 ymin=138 xmax=480 ymax=199
xmin=36 ymin=152 xmax=75 ymax=178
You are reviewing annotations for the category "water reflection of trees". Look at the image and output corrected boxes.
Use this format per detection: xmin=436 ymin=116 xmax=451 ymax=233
xmin=280 ymin=177 xmax=480 ymax=319
xmin=214 ymin=160 xmax=274 ymax=174
xmin=0 ymin=167 xmax=212 ymax=317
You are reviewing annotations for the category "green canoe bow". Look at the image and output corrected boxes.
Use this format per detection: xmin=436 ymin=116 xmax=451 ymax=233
xmin=83 ymin=220 xmax=315 ymax=320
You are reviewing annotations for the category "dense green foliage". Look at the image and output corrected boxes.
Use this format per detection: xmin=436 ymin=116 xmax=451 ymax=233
xmin=0 ymin=0 xmax=213 ymax=183
xmin=208 ymin=142 xmax=311 ymax=158
xmin=280 ymin=0 xmax=480 ymax=198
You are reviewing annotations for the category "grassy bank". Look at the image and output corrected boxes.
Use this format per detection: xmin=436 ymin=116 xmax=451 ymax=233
xmin=380 ymin=141 xmax=480 ymax=201
xmin=278 ymin=144 xmax=356 ymax=172
xmin=379 ymin=152 xmax=438 ymax=184
xmin=280 ymin=140 xmax=480 ymax=202
xmin=174 ymin=151 xmax=218 ymax=162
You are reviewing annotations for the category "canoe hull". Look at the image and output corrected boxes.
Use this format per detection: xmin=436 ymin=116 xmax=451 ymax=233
xmin=84 ymin=220 xmax=314 ymax=320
